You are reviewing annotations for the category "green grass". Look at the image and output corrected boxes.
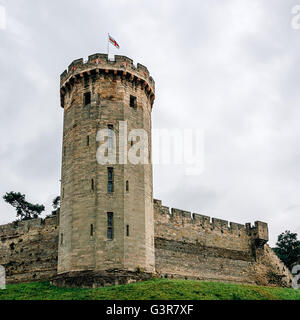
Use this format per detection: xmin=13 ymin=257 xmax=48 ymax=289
xmin=0 ymin=279 xmax=299 ymax=300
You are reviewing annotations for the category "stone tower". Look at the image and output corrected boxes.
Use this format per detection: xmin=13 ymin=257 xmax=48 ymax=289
xmin=58 ymin=54 xmax=156 ymax=279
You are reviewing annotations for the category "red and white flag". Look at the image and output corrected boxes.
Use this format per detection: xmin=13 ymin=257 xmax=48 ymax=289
xmin=108 ymin=34 xmax=120 ymax=49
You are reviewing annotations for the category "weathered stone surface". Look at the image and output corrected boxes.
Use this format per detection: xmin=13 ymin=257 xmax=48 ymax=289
xmin=153 ymin=199 xmax=292 ymax=287
xmin=0 ymin=203 xmax=292 ymax=287
xmin=51 ymin=269 xmax=154 ymax=288
xmin=58 ymin=54 xmax=155 ymax=276
xmin=0 ymin=216 xmax=58 ymax=284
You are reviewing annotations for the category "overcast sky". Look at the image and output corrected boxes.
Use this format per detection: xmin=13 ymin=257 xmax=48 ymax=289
xmin=0 ymin=0 xmax=300 ymax=245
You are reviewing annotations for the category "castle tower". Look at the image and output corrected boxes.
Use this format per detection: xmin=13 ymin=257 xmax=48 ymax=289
xmin=58 ymin=54 xmax=156 ymax=278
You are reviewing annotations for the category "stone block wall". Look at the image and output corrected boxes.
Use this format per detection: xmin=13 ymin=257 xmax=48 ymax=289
xmin=0 ymin=202 xmax=292 ymax=287
xmin=153 ymin=199 xmax=292 ymax=286
xmin=0 ymin=216 xmax=58 ymax=284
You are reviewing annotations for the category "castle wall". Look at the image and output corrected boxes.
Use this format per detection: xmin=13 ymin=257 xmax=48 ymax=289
xmin=0 ymin=203 xmax=292 ymax=287
xmin=153 ymin=200 xmax=256 ymax=284
xmin=253 ymin=244 xmax=293 ymax=286
xmin=153 ymin=200 xmax=292 ymax=286
xmin=0 ymin=216 xmax=58 ymax=284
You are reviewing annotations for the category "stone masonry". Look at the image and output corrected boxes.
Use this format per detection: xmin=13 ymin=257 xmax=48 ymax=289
xmin=58 ymin=54 xmax=155 ymax=276
xmin=0 ymin=54 xmax=293 ymax=287
xmin=0 ymin=204 xmax=292 ymax=287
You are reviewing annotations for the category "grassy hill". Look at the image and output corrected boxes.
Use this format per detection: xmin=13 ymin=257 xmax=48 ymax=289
xmin=0 ymin=279 xmax=299 ymax=300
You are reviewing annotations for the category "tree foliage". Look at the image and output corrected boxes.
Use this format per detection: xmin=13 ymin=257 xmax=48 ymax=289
xmin=3 ymin=192 xmax=45 ymax=221
xmin=273 ymin=230 xmax=300 ymax=270
xmin=52 ymin=196 xmax=60 ymax=216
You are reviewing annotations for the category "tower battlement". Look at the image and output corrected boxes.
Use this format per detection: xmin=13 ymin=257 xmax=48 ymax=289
xmin=60 ymin=54 xmax=155 ymax=109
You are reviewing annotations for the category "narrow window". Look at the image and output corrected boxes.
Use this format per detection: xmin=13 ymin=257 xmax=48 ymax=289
xmin=90 ymin=224 xmax=94 ymax=237
xmin=108 ymin=124 xmax=114 ymax=150
xmin=130 ymin=139 xmax=134 ymax=147
xmin=107 ymin=168 xmax=114 ymax=193
xmin=62 ymin=188 xmax=65 ymax=199
xmin=91 ymin=178 xmax=95 ymax=191
xmin=63 ymin=146 xmax=66 ymax=157
xmin=107 ymin=212 xmax=114 ymax=240
xmin=84 ymin=92 xmax=91 ymax=106
xmin=84 ymin=76 xmax=89 ymax=87
xmin=130 ymin=95 xmax=137 ymax=108
xmin=126 ymin=180 xmax=129 ymax=192
xmin=126 ymin=225 xmax=130 ymax=237
xmin=86 ymin=135 xmax=90 ymax=146
xmin=60 ymin=233 xmax=63 ymax=245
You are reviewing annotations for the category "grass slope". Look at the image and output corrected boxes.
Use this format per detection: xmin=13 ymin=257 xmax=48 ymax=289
xmin=0 ymin=279 xmax=299 ymax=300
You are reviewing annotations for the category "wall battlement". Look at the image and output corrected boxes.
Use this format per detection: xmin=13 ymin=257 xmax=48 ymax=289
xmin=0 ymin=216 xmax=58 ymax=237
xmin=0 ymin=206 xmax=291 ymax=287
xmin=153 ymin=199 xmax=268 ymax=242
xmin=60 ymin=54 xmax=155 ymax=108
xmin=153 ymin=199 xmax=290 ymax=286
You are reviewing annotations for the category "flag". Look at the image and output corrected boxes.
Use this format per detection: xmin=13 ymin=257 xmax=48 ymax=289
xmin=108 ymin=34 xmax=120 ymax=49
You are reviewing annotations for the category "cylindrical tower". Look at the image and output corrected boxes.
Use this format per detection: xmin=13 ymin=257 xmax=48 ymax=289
xmin=58 ymin=54 xmax=155 ymax=279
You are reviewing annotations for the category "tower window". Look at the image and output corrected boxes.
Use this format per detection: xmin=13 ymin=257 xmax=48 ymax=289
xmin=84 ymin=76 xmax=89 ymax=87
xmin=126 ymin=225 xmax=130 ymax=237
xmin=126 ymin=180 xmax=129 ymax=192
xmin=130 ymin=95 xmax=137 ymax=108
xmin=63 ymin=146 xmax=66 ymax=157
xmin=60 ymin=233 xmax=63 ymax=245
xmin=107 ymin=212 xmax=114 ymax=240
xmin=84 ymin=92 xmax=91 ymax=106
xmin=107 ymin=168 xmax=114 ymax=193
xmin=87 ymin=135 xmax=90 ymax=146
xmin=91 ymin=179 xmax=95 ymax=191
xmin=108 ymin=124 xmax=114 ymax=150
xmin=90 ymin=224 xmax=94 ymax=237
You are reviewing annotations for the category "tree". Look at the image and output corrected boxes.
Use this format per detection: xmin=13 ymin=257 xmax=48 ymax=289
xmin=273 ymin=231 xmax=300 ymax=270
xmin=52 ymin=196 xmax=60 ymax=216
xmin=3 ymin=192 xmax=45 ymax=221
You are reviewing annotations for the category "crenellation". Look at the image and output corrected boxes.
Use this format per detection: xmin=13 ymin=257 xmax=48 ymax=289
xmin=136 ymin=63 xmax=149 ymax=76
xmin=171 ymin=208 xmax=192 ymax=221
xmin=192 ymin=213 xmax=211 ymax=227
xmin=114 ymin=55 xmax=134 ymax=66
xmin=212 ymin=218 xmax=229 ymax=230
xmin=230 ymin=222 xmax=245 ymax=233
xmin=60 ymin=70 xmax=68 ymax=80
xmin=153 ymin=199 xmax=162 ymax=207
xmin=68 ymin=58 xmax=84 ymax=73
xmin=0 ymin=216 xmax=58 ymax=237
xmin=160 ymin=206 xmax=171 ymax=216
xmin=248 ymin=221 xmax=269 ymax=247
xmin=154 ymin=200 xmax=253 ymax=235
xmin=60 ymin=54 xmax=155 ymax=107
xmin=88 ymin=53 xmax=109 ymax=63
